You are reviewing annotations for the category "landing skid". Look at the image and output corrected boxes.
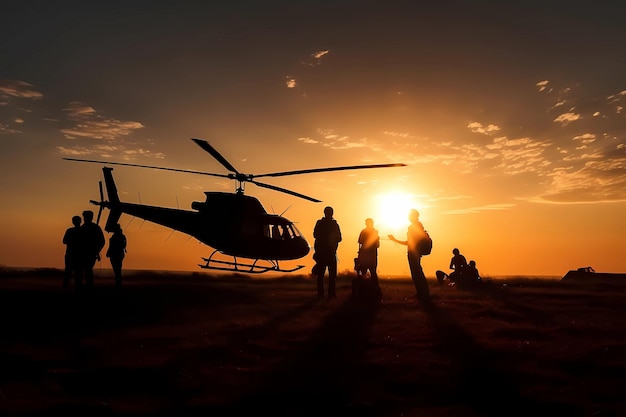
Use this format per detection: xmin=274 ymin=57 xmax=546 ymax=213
xmin=199 ymin=250 xmax=305 ymax=274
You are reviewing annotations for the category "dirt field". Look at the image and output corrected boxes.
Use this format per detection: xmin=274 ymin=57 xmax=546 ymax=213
xmin=1 ymin=268 xmax=625 ymax=416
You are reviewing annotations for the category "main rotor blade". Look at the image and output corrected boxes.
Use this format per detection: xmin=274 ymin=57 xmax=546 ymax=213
xmin=251 ymin=180 xmax=322 ymax=203
xmin=191 ymin=138 xmax=240 ymax=174
xmin=62 ymin=158 xmax=231 ymax=179
xmin=254 ymin=163 xmax=407 ymax=178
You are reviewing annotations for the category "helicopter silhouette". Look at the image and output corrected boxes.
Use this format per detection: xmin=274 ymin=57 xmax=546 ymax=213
xmin=64 ymin=138 xmax=406 ymax=273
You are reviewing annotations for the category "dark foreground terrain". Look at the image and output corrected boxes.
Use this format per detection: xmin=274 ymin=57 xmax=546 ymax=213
xmin=1 ymin=268 xmax=625 ymax=417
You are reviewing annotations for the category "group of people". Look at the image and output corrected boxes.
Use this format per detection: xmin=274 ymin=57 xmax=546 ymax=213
xmin=436 ymin=247 xmax=483 ymax=288
xmin=62 ymin=210 xmax=127 ymax=290
xmin=312 ymin=206 xmax=432 ymax=304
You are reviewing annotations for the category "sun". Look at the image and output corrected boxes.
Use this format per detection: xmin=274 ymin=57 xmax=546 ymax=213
xmin=373 ymin=191 xmax=419 ymax=233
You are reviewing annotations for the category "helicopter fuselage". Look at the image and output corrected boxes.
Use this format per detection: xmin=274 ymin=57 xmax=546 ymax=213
xmin=99 ymin=173 xmax=310 ymax=261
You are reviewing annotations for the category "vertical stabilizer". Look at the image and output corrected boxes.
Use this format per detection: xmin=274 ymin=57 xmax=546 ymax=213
xmin=103 ymin=167 xmax=120 ymax=204
xmin=102 ymin=167 xmax=122 ymax=232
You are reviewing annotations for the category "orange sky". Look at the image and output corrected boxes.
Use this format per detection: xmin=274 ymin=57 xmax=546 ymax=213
xmin=1 ymin=2 xmax=625 ymax=277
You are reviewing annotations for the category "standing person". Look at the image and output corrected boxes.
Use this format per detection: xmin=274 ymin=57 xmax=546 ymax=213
xmin=106 ymin=223 xmax=127 ymax=289
xmin=81 ymin=210 xmax=105 ymax=289
xmin=62 ymin=215 xmax=83 ymax=289
xmin=357 ymin=217 xmax=381 ymax=297
xmin=388 ymin=209 xmax=431 ymax=304
xmin=313 ymin=206 xmax=342 ymax=299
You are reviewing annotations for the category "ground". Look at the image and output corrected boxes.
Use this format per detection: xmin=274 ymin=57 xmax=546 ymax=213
xmin=1 ymin=268 xmax=625 ymax=416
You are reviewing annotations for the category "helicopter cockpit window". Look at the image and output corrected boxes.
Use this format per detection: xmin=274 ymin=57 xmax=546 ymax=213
xmin=266 ymin=222 xmax=299 ymax=240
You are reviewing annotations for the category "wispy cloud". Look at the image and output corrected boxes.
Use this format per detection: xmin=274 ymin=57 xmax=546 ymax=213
xmin=536 ymin=80 xmax=549 ymax=92
xmin=553 ymin=111 xmax=581 ymax=125
xmin=285 ymin=77 xmax=297 ymax=88
xmin=61 ymin=101 xmax=144 ymax=140
xmin=300 ymin=49 xmax=329 ymax=67
xmin=0 ymin=80 xmax=43 ymax=133
xmin=532 ymin=144 xmax=626 ymax=203
xmin=295 ymin=78 xmax=625 ymax=204
xmin=0 ymin=122 xmax=21 ymax=134
xmin=468 ymin=122 xmax=501 ymax=135
xmin=444 ymin=203 xmax=516 ymax=215
xmin=56 ymin=143 xmax=165 ymax=160
xmin=0 ymin=79 xmax=43 ymax=100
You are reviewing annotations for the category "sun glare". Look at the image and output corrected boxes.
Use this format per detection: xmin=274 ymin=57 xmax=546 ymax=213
xmin=373 ymin=192 xmax=418 ymax=233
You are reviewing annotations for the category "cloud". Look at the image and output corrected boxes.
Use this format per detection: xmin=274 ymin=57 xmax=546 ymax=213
xmin=532 ymin=146 xmax=626 ymax=203
xmin=383 ymin=131 xmax=413 ymax=138
xmin=536 ymin=80 xmax=549 ymax=92
xmin=0 ymin=80 xmax=43 ymax=100
xmin=0 ymin=122 xmax=21 ymax=134
xmin=56 ymin=144 xmax=165 ymax=160
xmin=468 ymin=122 xmax=501 ymax=135
xmin=444 ymin=203 xmax=516 ymax=215
xmin=312 ymin=50 xmax=329 ymax=59
xmin=572 ymin=133 xmax=596 ymax=145
xmin=61 ymin=101 xmax=144 ymax=140
xmin=553 ymin=112 xmax=581 ymax=125
xmin=298 ymin=137 xmax=319 ymax=144
xmin=607 ymin=90 xmax=626 ymax=104
xmin=299 ymin=49 xmax=330 ymax=68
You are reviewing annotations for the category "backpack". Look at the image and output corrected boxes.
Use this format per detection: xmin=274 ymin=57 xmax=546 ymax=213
xmin=419 ymin=230 xmax=432 ymax=256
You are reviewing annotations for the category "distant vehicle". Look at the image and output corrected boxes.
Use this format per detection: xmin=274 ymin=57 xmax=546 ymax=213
xmin=561 ymin=266 xmax=626 ymax=281
xmin=64 ymin=138 xmax=406 ymax=273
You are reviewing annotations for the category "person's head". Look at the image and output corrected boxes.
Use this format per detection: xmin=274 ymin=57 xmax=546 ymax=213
xmin=72 ymin=215 xmax=81 ymax=227
xmin=114 ymin=223 xmax=122 ymax=233
xmin=453 ymin=248 xmax=460 ymax=255
xmin=82 ymin=210 xmax=94 ymax=223
xmin=469 ymin=260 xmax=476 ymax=268
xmin=324 ymin=206 xmax=334 ymax=218
xmin=365 ymin=218 xmax=374 ymax=227
xmin=408 ymin=209 xmax=420 ymax=223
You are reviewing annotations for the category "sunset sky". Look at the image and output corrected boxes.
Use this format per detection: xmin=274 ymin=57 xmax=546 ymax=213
xmin=1 ymin=2 xmax=625 ymax=277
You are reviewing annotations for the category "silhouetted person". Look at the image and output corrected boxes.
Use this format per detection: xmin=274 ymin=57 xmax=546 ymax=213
xmin=62 ymin=215 xmax=83 ymax=289
xmin=81 ymin=210 xmax=105 ymax=289
xmin=313 ymin=206 xmax=342 ymax=298
xmin=449 ymin=247 xmax=467 ymax=284
xmin=459 ymin=259 xmax=491 ymax=288
xmin=357 ymin=217 xmax=381 ymax=297
xmin=106 ymin=223 xmax=127 ymax=289
xmin=389 ymin=209 xmax=431 ymax=303
xmin=465 ymin=260 xmax=480 ymax=283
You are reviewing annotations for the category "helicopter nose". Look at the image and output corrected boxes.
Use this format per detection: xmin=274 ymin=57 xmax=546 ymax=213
xmin=296 ymin=237 xmax=310 ymax=258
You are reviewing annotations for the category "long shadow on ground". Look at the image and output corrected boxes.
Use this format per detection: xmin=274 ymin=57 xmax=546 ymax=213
xmin=416 ymin=302 xmax=582 ymax=417
xmin=201 ymin=296 xmax=381 ymax=416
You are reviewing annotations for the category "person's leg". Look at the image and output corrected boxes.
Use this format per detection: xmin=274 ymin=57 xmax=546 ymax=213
xmin=112 ymin=258 xmax=122 ymax=289
xmin=328 ymin=259 xmax=337 ymax=298
xmin=84 ymin=258 xmax=96 ymax=288
xmin=409 ymin=255 xmax=430 ymax=302
xmin=316 ymin=264 xmax=326 ymax=297
xmin=63 ymin=256 xmax=71 ymax=289
xmin=74 ymin=265 xmax=83 ymax=290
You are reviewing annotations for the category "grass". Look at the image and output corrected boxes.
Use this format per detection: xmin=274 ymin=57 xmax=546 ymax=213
xmin=1 ymin=268 xmax=625 ymax=416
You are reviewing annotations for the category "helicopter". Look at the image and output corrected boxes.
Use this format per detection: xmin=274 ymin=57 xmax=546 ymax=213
xmin=64 ymin=138 xmax=406 ymax=273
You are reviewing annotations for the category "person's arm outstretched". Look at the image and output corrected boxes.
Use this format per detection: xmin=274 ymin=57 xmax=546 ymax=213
xmin=388 ymin=234 xmax=407 ymax=245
